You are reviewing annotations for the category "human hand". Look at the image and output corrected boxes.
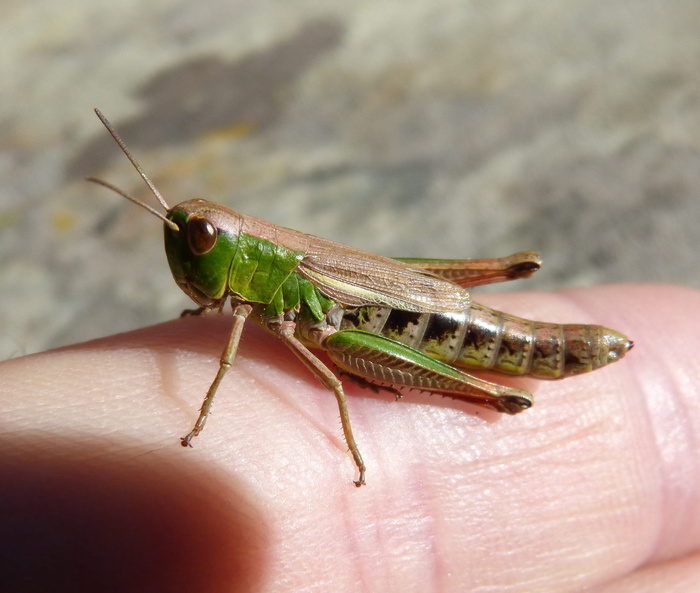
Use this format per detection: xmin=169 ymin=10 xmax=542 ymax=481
xmin=0 ymin=284 xmax=697 ymax=592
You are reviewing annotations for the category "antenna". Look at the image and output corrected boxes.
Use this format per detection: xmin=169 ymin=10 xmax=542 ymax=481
xmin=85 ymin=176 xmax=178 ymax=231
xmin=87 ymin=108 xmax=179 ymax=232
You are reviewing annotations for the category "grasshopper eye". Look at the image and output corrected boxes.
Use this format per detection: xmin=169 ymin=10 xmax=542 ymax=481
xmin=187 ymin=217 xmax=217 ymax=255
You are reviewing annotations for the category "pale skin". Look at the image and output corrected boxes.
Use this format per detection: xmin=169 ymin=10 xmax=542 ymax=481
xmin=1 ymin=284 xmax=699 ymax=592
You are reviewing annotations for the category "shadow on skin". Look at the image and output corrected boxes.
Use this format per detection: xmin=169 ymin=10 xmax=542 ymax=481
xmin=0 ymin=436 xmax=268 ymax=593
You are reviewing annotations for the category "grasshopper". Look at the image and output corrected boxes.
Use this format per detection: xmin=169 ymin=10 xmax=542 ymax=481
xmin=89 ymin=109 xmax=632 ymax=486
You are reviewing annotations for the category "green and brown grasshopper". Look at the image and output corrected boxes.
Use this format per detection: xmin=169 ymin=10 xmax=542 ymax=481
xmin=89 ymin=109 xmax=632 ymax=486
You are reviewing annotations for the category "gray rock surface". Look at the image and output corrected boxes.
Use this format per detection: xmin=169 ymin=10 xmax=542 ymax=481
xmin=1 ymin=0 xmax=699 ymax=358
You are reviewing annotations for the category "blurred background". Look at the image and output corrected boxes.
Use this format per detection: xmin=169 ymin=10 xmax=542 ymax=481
xmin=1 ymin=0 xmax=699 ymax=359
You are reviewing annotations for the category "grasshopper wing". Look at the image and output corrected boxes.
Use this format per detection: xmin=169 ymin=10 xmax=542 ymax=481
xmin=298 ymin=237 xmax=471 ymax=313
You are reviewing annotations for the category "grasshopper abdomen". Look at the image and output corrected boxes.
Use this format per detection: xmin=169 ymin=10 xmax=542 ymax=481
xmin=341 ymin=302 xmax=632 ymax=380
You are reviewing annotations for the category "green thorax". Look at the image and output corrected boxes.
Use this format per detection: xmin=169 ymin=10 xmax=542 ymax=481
xmin=227 ymin=230 xmax=304 ymax=304
xmin=260 ymin=270 xmax=337 ymax=320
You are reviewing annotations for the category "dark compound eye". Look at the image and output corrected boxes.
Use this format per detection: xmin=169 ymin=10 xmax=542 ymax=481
xmin=187 ymin=217 xmax=217 ymax=255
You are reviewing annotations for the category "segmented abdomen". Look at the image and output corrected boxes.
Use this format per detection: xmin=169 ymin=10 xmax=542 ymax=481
xmin=340 ymin=303 xmax=631 ymax=379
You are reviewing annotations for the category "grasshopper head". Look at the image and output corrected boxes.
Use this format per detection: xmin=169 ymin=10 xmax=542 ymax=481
xmin=165 ymin=199 xmax=243 ymax=308
xmin=88 ymin=110 xmax=257 ymax=310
